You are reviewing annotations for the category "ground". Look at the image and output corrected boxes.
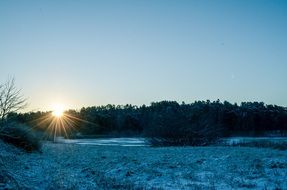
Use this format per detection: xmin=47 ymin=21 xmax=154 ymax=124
xmin=1 ymin=141 xmax=287 ymax=189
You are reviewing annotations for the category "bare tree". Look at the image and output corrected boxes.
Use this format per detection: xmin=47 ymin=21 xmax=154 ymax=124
xmin=0 ymin=78 xmax=27 ymax=125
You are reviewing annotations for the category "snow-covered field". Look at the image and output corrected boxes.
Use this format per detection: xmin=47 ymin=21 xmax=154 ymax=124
xmin=1 ymin=141 xmax=287 ymax=189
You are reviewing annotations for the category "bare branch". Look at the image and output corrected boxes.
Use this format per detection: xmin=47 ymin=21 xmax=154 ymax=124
xmin=0 ymin=77 xmax=27 ymax=124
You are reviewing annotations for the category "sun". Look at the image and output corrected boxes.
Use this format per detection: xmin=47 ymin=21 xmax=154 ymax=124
xmin=52 ymin=104 xmax=64 ymax=118
xmin=52 ymin=109 xmax=63 ymax=118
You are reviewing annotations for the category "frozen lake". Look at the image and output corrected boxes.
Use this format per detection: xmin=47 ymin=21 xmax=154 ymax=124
xmin=220 ymin=137 xmax=287 ymax=145
xmin=55 ymin=136 xmax=287 ymax=147
xmin=55 ymin=137 xmax=149 ymax=147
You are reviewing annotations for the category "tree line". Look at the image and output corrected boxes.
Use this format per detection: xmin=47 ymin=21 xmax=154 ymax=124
xmin=8 ymin=100 xmax=287 ymax=144
xmin=2 ymin=77 xmax=286 ymax=147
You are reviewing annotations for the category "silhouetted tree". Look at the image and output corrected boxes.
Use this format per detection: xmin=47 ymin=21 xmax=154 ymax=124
xmin=0 ymin=78 xmax=27 ymax=128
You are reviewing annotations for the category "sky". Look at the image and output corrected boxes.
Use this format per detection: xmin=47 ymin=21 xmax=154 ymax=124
xmin=0 ymin=0 xmax=287 ymax=111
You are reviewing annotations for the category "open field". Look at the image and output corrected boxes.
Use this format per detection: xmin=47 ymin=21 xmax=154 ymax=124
xmin=1 ymin=141 xmax=287 ymax=190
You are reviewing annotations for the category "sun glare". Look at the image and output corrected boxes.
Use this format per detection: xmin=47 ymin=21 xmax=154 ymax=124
xmin=52 ymin=104 xmax=64 ymax=118
xmin=38 ymin=102 xmax=92 ymax=142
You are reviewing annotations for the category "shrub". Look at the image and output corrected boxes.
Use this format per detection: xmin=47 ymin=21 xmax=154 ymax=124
xmin=148 ymin=133 xmax=221 ymax=147
xmin=0 ymin=123 xmax=41 ymax=152
xmin=147 ymin=123 xmax=223 ymax=147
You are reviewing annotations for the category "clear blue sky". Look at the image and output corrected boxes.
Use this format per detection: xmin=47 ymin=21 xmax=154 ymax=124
xmin=1 ymin=0 xmax=287 ymax=111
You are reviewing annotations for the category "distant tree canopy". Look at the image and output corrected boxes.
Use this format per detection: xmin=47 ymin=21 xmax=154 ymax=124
xmin=8 ymin=100 xmax=287 ymax=141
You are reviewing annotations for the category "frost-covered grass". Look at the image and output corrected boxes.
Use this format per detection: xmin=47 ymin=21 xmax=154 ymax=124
xmin=1 ymin=141 xmax=287 ymax=189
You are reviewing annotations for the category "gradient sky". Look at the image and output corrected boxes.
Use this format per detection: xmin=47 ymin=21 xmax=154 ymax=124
xmin=1 ymin=0 xmax=287 ymax=111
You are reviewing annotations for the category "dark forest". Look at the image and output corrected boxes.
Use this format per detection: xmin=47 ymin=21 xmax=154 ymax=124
xmin=8 ymin=100 xmax=287 ymax=145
